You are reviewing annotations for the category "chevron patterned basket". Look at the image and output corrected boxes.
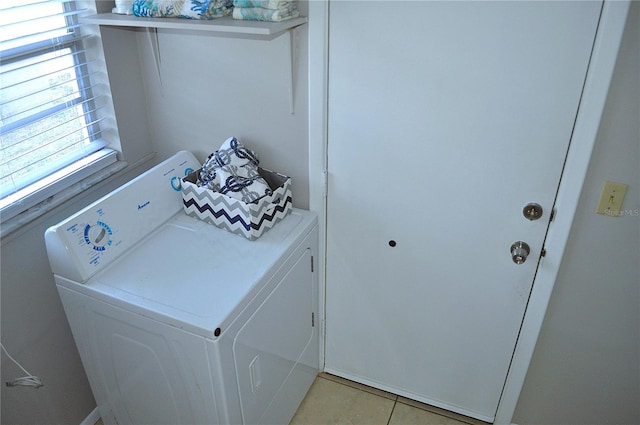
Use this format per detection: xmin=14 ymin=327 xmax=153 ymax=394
xmin=181 ymin=168 xmax=292 ymax=240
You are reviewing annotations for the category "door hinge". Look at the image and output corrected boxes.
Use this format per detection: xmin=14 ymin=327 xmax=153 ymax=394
xmin=549 ymin=208 xmax=556 ymax=222
xmin=311 ymin=255 xmax=314 ymax=273
xmin=312 ymin=312 xmax=315 ymax=327
xmin=323 ymin=170 xmax=328 ymax=198
xmin=541 ymin=247 xmax=547 ymax=257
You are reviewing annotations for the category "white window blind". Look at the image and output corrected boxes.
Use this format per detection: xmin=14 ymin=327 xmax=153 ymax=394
xmin=0 ymin=0 xmax=116 ymax=220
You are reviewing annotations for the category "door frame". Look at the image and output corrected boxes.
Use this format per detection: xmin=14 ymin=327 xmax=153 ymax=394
xmin=307 ymin=1 xmax=631 ymax=423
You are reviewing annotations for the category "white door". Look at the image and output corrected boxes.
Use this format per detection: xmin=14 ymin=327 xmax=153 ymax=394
xmin=325 ymin=1 xmax=603 ymax=421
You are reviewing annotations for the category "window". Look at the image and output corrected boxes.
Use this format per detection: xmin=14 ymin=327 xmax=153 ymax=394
xmin=0 ymin=0 xmax=116 ymax=220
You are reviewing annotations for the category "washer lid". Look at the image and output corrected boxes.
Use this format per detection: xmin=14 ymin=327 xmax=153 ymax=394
xmin=82 ymin=209 xmax=314 ymax=338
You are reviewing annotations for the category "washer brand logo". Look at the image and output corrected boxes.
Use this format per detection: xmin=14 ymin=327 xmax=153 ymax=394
xmin=137 ymin=201 xmax=150 ymax=210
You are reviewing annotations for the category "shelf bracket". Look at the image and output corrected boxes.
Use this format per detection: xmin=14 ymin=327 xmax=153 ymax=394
xmin=287 ymin=26 xmax=300 ymax=115
xmin=146 ymin=27 xmax=163 ymax=87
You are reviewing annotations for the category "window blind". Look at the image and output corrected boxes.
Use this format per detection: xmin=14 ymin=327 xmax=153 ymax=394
xmin=0 ymin=0 xmax=116 ymax=217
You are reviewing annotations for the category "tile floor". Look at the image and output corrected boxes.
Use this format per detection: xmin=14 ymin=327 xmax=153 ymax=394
xmin=289 ymin=373 xmax=486 ymax=425
xmin=95 ymin=372 xmax=486 ymax=425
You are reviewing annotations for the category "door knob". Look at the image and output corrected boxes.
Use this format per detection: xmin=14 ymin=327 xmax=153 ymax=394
xmin=510 ymin=241 xmax=530 ymax=264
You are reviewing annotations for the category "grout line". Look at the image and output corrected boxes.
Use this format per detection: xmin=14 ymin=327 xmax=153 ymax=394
xmin=386 ymin=400 xmax=397 ymax=425
xmin=395 ymin=397 xmax=488 ymax=425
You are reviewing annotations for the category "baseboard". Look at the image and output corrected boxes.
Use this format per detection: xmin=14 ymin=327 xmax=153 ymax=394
xmin=80 ymin=407 xmax=100 ymax=425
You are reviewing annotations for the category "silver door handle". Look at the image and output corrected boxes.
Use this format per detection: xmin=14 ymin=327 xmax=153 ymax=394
xmin=510 ymin=241 xmax=530 ymax=264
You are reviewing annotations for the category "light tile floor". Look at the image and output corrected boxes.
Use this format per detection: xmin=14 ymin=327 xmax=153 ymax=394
xmin=290 ymin=373 xmax=487 ymax=425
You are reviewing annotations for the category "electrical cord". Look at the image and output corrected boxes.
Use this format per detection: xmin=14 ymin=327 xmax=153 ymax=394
xmin=0 ymin=342 xmax=43 ymax=388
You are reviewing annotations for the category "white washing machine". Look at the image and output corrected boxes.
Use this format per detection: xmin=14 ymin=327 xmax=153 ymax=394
xmin=45 ymin=151 xmax=319 ymax=425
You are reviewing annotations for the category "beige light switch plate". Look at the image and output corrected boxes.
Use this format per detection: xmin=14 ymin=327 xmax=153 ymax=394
xmin=596 ymin=180 xmax=628 ymax=216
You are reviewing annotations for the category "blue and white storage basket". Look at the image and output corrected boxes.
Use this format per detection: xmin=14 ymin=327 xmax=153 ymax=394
xmin=181 ymin=168 xmax=292 ymax=240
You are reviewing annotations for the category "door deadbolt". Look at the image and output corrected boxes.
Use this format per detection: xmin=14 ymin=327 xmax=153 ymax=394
xmin=523 ymin=203 xmax=543 ymax=221
xmin=510 ymin=241 xmax=530 ymax=265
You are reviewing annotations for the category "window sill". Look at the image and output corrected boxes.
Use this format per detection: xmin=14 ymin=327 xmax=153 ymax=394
xmin=0 ymin=160 xmax=128 ymax=238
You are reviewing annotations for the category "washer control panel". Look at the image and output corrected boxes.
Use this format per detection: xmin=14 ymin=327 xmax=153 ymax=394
xmin=84 ymin=220 xmax=112 ymax=251
xmin=45 ymin=151 xmax=200 ymax=283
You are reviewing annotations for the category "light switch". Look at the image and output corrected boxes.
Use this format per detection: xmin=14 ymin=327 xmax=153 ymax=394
xmin=596 ymin=180 xmax=628 ymax=216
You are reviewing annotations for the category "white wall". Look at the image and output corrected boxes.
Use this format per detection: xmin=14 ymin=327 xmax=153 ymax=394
xmin=513 ymin=3 xmax=639 ymax=423
xmin=136 ymin=7 xmax=310 ymax=208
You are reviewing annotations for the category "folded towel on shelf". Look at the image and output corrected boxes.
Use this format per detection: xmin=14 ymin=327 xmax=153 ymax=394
xmin=232 ymin=0 xmax=293 ymax=10
xmin=232 ymin=4 xmax=299 ymax=21
xmin=132 ymin=0 xmax=182 ymax=17
xmin=198 ymin=137 xmax=273 ymax=204
xmin=132 ymin=0 xmax=233 ymax=19
xmin=181 ymin=0 xmax=234 ymax=18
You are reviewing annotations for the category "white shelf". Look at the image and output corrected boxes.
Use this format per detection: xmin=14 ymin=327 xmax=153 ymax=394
xmin=83 ymin=12 xmax=305 ymax=114
xmin=81 ymin=13 xmax=307 ymax=37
